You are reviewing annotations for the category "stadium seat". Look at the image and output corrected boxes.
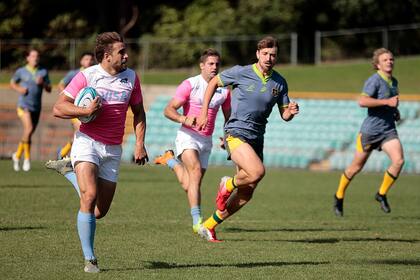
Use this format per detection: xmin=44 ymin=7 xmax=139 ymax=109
xmin=121 ymin=97 xmax=420 ymax=173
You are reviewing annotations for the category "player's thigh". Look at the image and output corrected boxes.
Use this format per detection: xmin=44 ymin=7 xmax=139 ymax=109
xmin=181 ymin=149 xmax=204 ymax=178
xmin=230 ymin=142 xmax=264 ymax=175
xmin=30 ymin=111 xmax=41 ymax=131
xmin=18 ymin=109 xmax=33 ymax=131
xmin=350 ymin=150 xmax=371 ymax=168
xmin=381 ymin=138 xmax=404 ymax=162
xmin=74 ymin=161 xmax=99 ymax=194
xmin=96 ymin=177 xmax=117 ymax=213
xmin=181 ymin=149 xmax=201 ymax=168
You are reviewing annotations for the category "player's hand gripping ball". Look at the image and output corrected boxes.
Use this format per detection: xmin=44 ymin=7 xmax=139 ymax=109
xmin=74 ymin=87 xmax=101 ymax=123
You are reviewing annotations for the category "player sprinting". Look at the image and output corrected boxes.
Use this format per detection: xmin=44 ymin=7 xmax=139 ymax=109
xmin=56 ymin=52 xmax=95 ymax=159
xmin=196 ymin=36 xmax=299 ymax=241
xmin=333 ymin=48 xmax=404 ymax=216
xmin=153 ymin=49 xmax=231 ymax=233
xmin=49 ymin=32 xmax=148 ymax=272
xmin=10 ymin=48 xmax=52 ymax=171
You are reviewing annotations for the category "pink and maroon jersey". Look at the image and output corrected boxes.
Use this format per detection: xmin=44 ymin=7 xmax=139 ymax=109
xmin=174 ymin=74 xmax=230 ymax=137
xmin=64 ymin=64 xmax=142 ymax=145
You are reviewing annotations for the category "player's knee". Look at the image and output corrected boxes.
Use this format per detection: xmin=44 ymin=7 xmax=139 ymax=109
xmin=348 ymin=164 xmax=363 ymax=176
xmin=248 ymin=167 xmax=265 ymax=184
xmin=239 ymin=187 xmax=255 ymax=200
xmin=23 ymin=125 xmax=34 ymax=135
xmin=392 ymin=157 xmax=405 ymax=169
xmin=80 ymin=192 xmax=97 ymax=207
xmin=95 ymin=209 xmax=108 ymax=219
xmin=189 ymin=165 xmax=202 ymax=178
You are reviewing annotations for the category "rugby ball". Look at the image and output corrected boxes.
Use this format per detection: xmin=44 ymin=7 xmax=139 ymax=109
xmin=74 ymin=87 xmax=100 ymax=123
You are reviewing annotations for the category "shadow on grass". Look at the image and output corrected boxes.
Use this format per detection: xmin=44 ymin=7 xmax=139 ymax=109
xmin=143 ymin=260 xmax=330 ymax=269
xmin=229 ymin=237 xmax=420 ymax=244
xmin=224 ymin=227 xmax=369 ymax=233
xmin=0 ymin=184 xmax=66 ymax=189
xmin=366 ymin=259 xmax=420 ymax=266
xmin=101 ymin=260 xmax=329 ymax=272
xmin=0 ymin=226 xmax=45 ymax=231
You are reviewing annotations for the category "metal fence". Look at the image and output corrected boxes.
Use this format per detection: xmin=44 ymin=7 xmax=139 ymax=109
xmin=1 ymin=23 xmax=420 ymax=71
xmin=0 ymin=33 xmax=298 ymax=73
xmin=315 ymin=23 xmax=420 ymax=64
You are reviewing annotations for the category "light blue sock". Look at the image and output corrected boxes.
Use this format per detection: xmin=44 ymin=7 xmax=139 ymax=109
xmin=191 ymin=206 xmax=202 ymax=225
xmin=64 ymin=171 xmax=81 ymax=197
xmin=77 ymin=211 xmax=96 ymax=261
xmin=167 ymin=158 xmax=180 ymax=170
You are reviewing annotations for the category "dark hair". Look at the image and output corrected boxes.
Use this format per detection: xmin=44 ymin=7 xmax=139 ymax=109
xmin=95 ymin=32 xmax=124 ymax=62
xmin=257 ymin=36 xmax=279 ymax=50
xmin=26 ymin=48 xmax=39 ymax=57
xmin=372 ymin=48 xmax=393 ymax=70
xmin=200 ymin=48 xmax=220 ymax=63
xmin=80 ymin=52 xmax=94 ymax=60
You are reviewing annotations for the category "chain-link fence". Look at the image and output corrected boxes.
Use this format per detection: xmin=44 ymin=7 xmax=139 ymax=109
xmin=315 ymin=23 xmax=420 ymax=64
xmin=0 ymin=34 xmax=298 ymax=73
xmin=1 ymin=23 xmax=420 ymax=71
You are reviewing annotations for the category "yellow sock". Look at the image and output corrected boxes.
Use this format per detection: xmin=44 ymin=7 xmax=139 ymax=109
xmin=379 ymin=171 xmax=397 ymax=195
xmin=15 ymin=142 xmax=24 ymax=158
xmin=226 ymin=177 xmax=237 ymax=192
xmin=60 ymin=142 xmax=72 ymax=158
xmin=23 ymin=142 xmax=31 ymax=160
xmin=203 ymin=210 xmax=224 ymax=230
xmin=336 ymin=173 xmax=351 ymax=199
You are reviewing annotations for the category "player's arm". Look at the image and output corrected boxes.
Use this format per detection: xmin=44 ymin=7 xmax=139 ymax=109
xmin=222 ymin=106 xmax=231 ymax=124
xmin=131 ymin=101 xmax=148 ymax=165
xmin=358 ymin=95 xmax=398 ymax=108
xmin=57 ymin=82 xmax=66 ymax=93
xmin=43 ymin=81 xmax=52 ymax=93
xmin=197 ymin=76 xmax=222 ymax=130
xmin=218 ymin=101 xmax=231 ymax=150
xmin=53 ymin=93 xmax=100 ymax=119
xmin=10 ymin=79 xmax=28 ymax=95
xmin=164 ymin=98 xmax=195 ymax=127
xmin=37 ymin=71 xmax=52 ymax=93
xmin=280 ymin=101 xmax=299 ymax=121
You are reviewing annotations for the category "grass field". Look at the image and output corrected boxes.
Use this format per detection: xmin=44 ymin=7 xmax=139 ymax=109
xmin=1 ymin=160 xmax=420 ymax=279
xmin=1 ymin=56 xmax=420 ymax=93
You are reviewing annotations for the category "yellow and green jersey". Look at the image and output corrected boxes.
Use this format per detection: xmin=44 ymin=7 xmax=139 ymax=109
xmin=218 ymin=63 xmax=290 ymax=140
xmin=360 ymin=71 xmax=399 ymax=136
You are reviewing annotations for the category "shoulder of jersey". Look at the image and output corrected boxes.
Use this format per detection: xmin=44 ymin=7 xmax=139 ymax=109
xmin=187 ymin=74 xmax=201 ymax=85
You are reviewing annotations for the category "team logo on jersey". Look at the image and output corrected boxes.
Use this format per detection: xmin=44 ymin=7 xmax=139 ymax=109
xmin=246 ymin=84 xmax=255 ymax=92
xmin=120 ymin=78 xmax=128 ymax=84
xmin=271 ymin=88 xmax=279 ymax=97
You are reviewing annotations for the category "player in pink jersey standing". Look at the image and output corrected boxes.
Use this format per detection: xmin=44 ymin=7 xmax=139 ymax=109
xmin=50 ymin=32 xmax=148 ymax=273
xmin=154 ymin=49 xmax=231 ymax=233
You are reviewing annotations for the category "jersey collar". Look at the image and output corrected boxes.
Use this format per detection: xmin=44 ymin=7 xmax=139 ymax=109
xmin=25 ymin=65 xmax=38 ymax=75
xmin=377 ymin=70 xmax=393 ymax=86
xmin=252 ymin=63 xmax=272 ymax=84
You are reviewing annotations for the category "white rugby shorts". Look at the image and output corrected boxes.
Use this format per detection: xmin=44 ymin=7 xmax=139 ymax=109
xmin=175 ymin=127 xmax=212 ymax=169
xmin=71 ymin=131 xmax=122 ymax=182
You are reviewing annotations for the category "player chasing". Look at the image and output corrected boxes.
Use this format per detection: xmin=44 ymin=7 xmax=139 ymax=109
xmin=333 ymin=48 xmax=404 ymax=216
xmin=154 ymin=49 xmax=231 ymax=233
xmin=195 ymin=36 xmax=299 ymax=241
xmin=56 ymin=52 xmax=95 ymax=159
xmin=47 ymin=32 xmax=148 ymax=273
xmin=10 ymin=48 xmax=51 ymax=171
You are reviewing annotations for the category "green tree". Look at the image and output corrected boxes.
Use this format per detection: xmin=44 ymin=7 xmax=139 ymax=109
xmin=148 ymin=0 xmax=235 ymax=68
